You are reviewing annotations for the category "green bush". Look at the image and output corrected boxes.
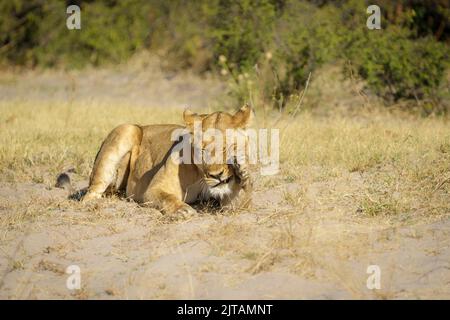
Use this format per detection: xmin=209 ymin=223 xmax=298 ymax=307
xmin=147 ymin=0 xmax=277 ymax=71
xmin=344 ymin=25 xmax=449 ymax=105
xmin=208 ymin=0 xmax=277 ymax=69
xmin=146 ymin=0 xmax=214 ymax=71
xmin=272 ymin=1 xmax=347 ymax=102
xmin=0 ymin=0 xmax=47 ymax=66
xmin=0 ymin=0 xmax=151 ymax=68
xmin=217 ymin=0 xmax=449 ymax=112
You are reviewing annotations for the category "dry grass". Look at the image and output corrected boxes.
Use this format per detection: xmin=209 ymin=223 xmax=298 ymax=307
xmin=0 ymin=100 xmax=180 ymax=183
xmin=0 ymin=96 xmax=449 ymax=220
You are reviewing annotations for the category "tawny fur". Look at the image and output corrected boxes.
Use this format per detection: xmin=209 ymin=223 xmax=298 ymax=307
xmin=83 ymin=106 xmax=253 ymax=215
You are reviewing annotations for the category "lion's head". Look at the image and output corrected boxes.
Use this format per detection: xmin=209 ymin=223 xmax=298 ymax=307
xmin=182 ymin=105 xmax=253 ymax=200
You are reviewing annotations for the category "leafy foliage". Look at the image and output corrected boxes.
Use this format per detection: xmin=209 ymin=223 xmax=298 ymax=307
xmin=0 ymin=0 xmax=151 ymax=67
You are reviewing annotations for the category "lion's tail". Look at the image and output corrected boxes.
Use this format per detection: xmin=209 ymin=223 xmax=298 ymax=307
xmin=55 ymin=168 xmax=75 ymax=191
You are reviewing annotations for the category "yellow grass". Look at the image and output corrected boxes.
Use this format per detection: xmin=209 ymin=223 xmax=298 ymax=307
xmin=1 ymin=98 xmax=448 ymax=220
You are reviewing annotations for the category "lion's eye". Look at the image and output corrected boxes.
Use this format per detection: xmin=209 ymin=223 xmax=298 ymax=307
xmin=209 ymin=170 xmax=224 ymax=179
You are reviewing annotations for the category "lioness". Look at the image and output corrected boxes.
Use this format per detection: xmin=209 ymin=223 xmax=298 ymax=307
xmin=82 ymin=105 xmax=253 ymax=215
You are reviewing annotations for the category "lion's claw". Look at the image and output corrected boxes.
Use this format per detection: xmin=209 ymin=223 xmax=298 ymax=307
xmin=233 ymin=158 xmax=251 ymax=189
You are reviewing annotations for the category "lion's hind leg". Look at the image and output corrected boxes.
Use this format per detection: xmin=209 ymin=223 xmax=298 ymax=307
xmin=83 ymin=124 xmax=142 ymax=202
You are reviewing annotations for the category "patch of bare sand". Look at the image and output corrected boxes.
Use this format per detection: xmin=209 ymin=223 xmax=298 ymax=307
xmin=0 ymin=172 xmax=448 ymax=299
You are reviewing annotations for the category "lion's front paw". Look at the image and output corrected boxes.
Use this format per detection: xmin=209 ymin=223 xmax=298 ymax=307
xmin=239 ymin=172 xmax=252 ymax=189
xmin=161 ymin=204 xmax=197 ymax=223
xmin=82 ymin=191 xmax=102 ymax=202
xmin=234 ymin=162 xmax=252 ymax=190
xmin=175 ymin=204 xmax=198 ymax=218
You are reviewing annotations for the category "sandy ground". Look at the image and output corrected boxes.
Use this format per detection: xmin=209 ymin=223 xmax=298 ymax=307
xmin=0 ymin=57 xmax=224 ymax=109
xmin=0 ymin=173 xmax=448 ymax=299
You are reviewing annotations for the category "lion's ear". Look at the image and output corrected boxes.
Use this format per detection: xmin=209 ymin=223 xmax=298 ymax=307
xmin=183 ymin=108 xmax=198 ymax=129
xmin=232 ymin=104 xmax=253 ymax=128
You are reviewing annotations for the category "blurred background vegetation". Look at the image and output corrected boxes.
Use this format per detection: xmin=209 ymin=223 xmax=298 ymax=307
xmin=1 ymin=0 xmax=449 ymax=114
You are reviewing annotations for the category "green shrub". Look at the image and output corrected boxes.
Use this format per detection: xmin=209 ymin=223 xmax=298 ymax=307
xmin=345 ymin=25 xmax=449 ymax=105
xmin=0 ymin=0 xmax=151 ymax=68
xmin=0 ymin=0 xmax=48 ymax=66
xmin=208 ymin=0 xmax=277 ymax=69
xmin=272 ymin=1 xmax=347 ymax=102
xmin=147 ymin=0 xmax=215 ymax=71
xmin=219 ymin=0 xmax=449 ymax=112
xmin=148 ymin=0 xmax=277 ymax=71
